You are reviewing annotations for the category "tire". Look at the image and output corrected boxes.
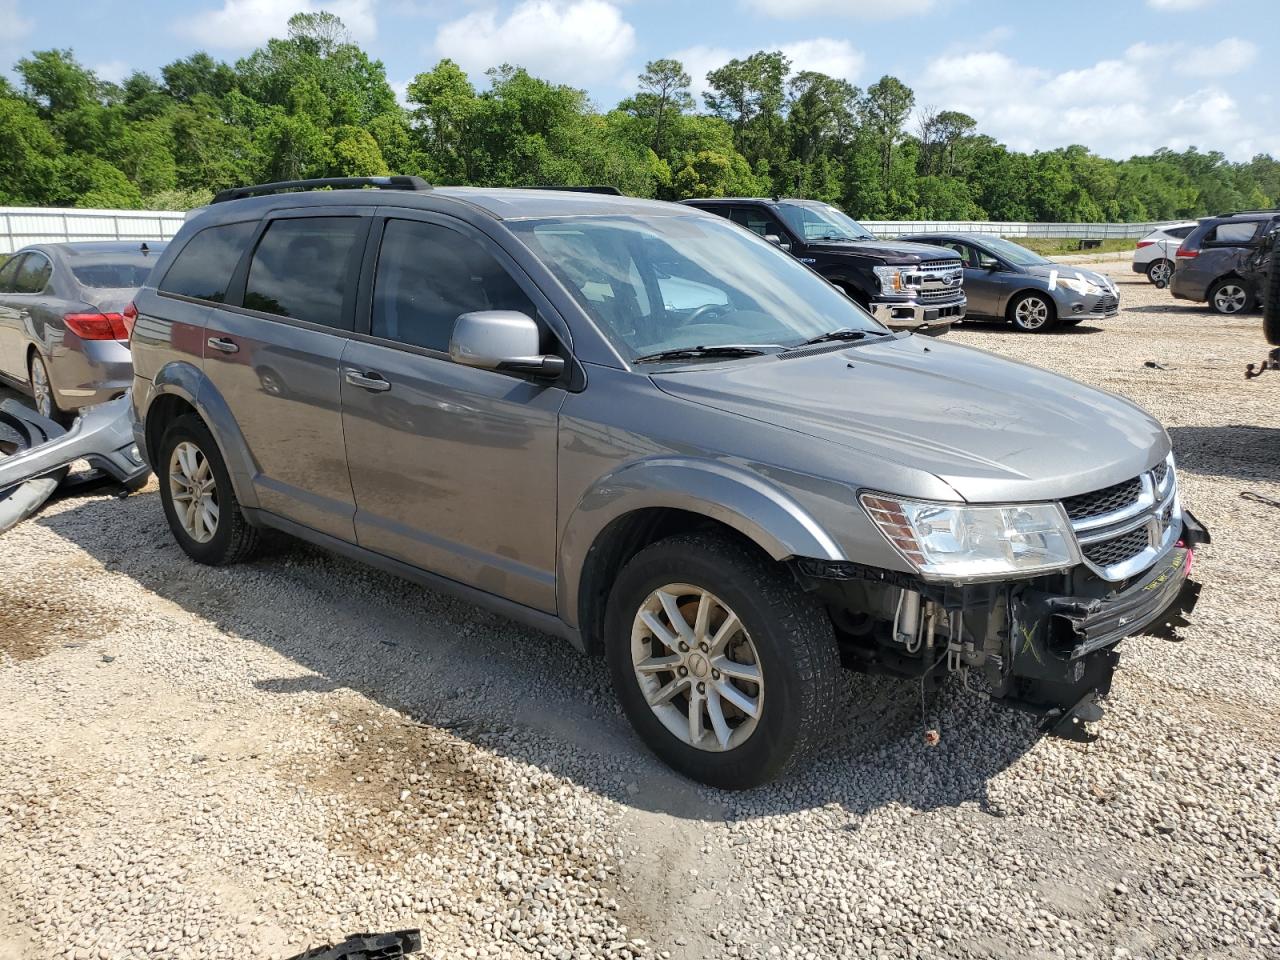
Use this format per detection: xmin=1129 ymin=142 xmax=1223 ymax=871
xmin=28 ymin=352 xmax=66 ymax=423
xmin=1207 ymin=278 xmax=1253 ymax=315
xmin=1146 ymin=259 xmax=1173 ymax=286
xmin=1008 ymin=291 xmax=1058 ymax=332
xmin=157 ymin=414 xmax=260 ymax=566
xmin=1264 ymin=236 xmax=1280 ymax=346
xmin=604 ymin=532 xmax=840 ymax=789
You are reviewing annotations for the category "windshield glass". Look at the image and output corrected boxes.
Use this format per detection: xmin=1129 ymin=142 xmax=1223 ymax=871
xmin=976 ymin=236 xmax=1052 ymax=267
xmin=510 ymin=214 xmax=884 ymax=361
xmin=775 ymin=202 xmax=875 ymax=242
xmin=69 ymin=256 xmax=158 ymax=289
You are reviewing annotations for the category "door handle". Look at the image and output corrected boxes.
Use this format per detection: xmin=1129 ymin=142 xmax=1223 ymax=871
xmin=207 ymin=337 xmax=239 ymax=354
xmin=344 ymin=369 xmax=391 ymax=392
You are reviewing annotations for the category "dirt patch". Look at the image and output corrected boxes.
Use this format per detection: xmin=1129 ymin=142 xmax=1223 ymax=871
xmin=300 ymin=706 xmax=501 ymax=866
xmin=0 ymin=580 xmax=118 ymax=662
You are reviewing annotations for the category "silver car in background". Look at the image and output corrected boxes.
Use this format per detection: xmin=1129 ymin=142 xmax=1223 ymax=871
xmin=0 ymin=241 xmax=165 ymax=420
xmin=900 ymin=232 xmax=1120 ymax=332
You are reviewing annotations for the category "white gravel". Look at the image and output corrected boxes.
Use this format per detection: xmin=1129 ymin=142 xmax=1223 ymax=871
xmin=1 ymin=261 xmax=1278 ymax=960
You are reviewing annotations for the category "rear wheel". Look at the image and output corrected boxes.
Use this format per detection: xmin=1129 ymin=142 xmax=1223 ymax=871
xmin=1146 ymin=259 xmax=1173 ymax=286
xmin=605 ymin=532 xmax=840 ymax=789
xmin=158 ymin=415 xmax=260 ymax=565
xmin=28 ymin=353 xmax=64 ymax=422
xmin=1009 ymin=292 xmax=1058 ymax=332
xmin=1208 ymin=278 xmax=1253 ymax=315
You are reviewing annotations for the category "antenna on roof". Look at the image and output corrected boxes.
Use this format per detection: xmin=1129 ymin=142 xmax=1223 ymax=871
xmin=140 ymin=242 xmax=150 ymax=255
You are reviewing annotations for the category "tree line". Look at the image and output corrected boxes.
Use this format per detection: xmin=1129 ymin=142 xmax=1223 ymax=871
xmin=2 ymin=12 xmax=1277 ymax=221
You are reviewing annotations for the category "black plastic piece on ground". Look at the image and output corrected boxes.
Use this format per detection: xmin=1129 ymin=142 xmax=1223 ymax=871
xmin=283 ymin=929 xmax=422 ymax=960
xmin=1043 ymin=689 xmax=1105 ymax=743
xmin=212 ymin=176 xmax=431 ymax=204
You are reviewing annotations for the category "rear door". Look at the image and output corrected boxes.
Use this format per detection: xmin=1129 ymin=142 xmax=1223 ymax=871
xmin=0 ymin=255 xmax=28 ymax=378
xmin=952 ymin=240 xmax=1007 ymax=317
xmin=339 ymin=212 xmax=565 ymax=612
xmin=5 ymin=253 xmax=54 ymax=380
xmin=202 ymin=209 xmax=370 ymax=541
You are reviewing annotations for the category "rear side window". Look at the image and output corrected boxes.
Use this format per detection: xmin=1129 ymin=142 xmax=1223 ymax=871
xmin=1166 ymin=226 xmax=1195 ymax=239
xmin=244 ymin=217 xmax=364 ymax=329
xmin=0 ymin=255 xmax=23 ymax=293
xmin=1208 ymin=221 xmax=1259 ymax=244
xmin=730 ymin=206 xmax=787 ymax=238
xmin=14 ymin=252 xmax=52 ymax=293
xmin=160 ymin=221 xmax=256 ymax=302
xmin=371 ymin=219 xmax=536 ymax=352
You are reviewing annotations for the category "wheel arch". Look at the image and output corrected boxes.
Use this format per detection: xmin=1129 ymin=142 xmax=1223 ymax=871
xmin=559 ymin=458 xmax=845 ymax=655
xmin=1004 ymin=286 xmax=1057 ymax=321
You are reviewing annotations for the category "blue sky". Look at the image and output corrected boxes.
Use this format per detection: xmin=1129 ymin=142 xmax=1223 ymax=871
xmin=4 ymin=0 xmax=1277 ymax=160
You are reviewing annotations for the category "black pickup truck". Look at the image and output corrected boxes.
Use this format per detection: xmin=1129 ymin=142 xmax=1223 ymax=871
xmin=681 ymin=197 xmax=966 ymax=335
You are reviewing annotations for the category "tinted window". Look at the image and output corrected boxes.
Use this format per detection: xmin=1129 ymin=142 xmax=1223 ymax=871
xmin=244 ymin=217 xmax=363 ymax=329
xmin=1167 ymin=226 xmax=1195 ymax=239
xmin=70 ymin=258 xmax=157 ymax=289
xmin=1209 ymin=221 xmax=1260 ymax=244
xmin=14 ymin=253 xmax=51 ymax=293
xmin=371 ymin=219 xmax=535 ymax=352
xmin=0 ymin=255 xmax=24 ymax=293
xmin=730 ymin=206 xmax=787 ymax=239
xmin=160 ymin=221 xmax=256 ymax=302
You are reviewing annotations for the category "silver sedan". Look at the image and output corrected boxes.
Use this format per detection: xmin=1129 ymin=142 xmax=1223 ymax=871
xmin=898 ymin=232 xmax=1120 ymax=332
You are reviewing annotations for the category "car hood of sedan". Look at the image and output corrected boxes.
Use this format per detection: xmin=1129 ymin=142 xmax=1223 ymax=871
xmin=651 ymin=335 xmax=1166 ymax=503
xmin=1023 ymin=264 xmax=1115 ymax=290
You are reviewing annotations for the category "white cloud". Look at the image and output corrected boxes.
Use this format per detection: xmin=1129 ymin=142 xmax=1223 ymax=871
xmin=671 ymin=37 xmax=865 ymax=100
xmin=1184 ymin=37 xmax=1257 ymax=76
xmin=745 ymin=0 xmax=936 ymax=18
xmin=0 ymin=0 xmax=33 ymax=62
xmin=435 ymin=0 xmax=636 ymax=88
xmin=1146 ymin=0 xmax=1215 ymax=8
xmin=914 ymin=44 xmax=1279 ymax=161
xmin=93 ymin=60 xmax=131 ymax=84
xmin=174 ymin=0 xmax=377 ymax=50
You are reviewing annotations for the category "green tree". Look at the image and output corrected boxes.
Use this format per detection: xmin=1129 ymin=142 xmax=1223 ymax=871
xmin=621 ymin=59 xmax=694 ymax=157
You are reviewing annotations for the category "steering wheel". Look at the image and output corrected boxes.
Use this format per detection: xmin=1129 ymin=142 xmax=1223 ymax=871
xmin=684 ymin=302 xmax=729 ymax=326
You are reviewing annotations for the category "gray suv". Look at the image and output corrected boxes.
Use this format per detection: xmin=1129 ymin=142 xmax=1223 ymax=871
xmin=129 ymin=177 xmax=1208 ymax=789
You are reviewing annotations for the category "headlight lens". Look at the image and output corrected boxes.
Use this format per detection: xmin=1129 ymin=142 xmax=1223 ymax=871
xmin=872 ymin=265 xmax=920 ymax=296
xmin=1055 ymin=273 xmax=1100 ymax=296
xmin=861 ymin=493 xmax=1079 ymax=579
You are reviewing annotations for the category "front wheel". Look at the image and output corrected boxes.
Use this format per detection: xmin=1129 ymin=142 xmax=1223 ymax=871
xmin=1146 ymin=259 xmax=1173 ymax=286
xmin=1208 ymin=278 xmax=1253 ymax=315
xmin=1009 ymin=292 xmax=1058 ymax=332
xmin=605 ymin=533 xmax=841 ymax=789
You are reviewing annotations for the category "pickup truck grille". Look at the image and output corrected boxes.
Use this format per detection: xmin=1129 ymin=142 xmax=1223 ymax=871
xmin=1063 ymin=458 xmax=1179 ymax=581
xmin=915 ymin=260 xmax=964 ymax=303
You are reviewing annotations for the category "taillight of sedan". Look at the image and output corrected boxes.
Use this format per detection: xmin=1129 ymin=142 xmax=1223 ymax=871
xmin=63 ymin=312 xmax=129 ymax=340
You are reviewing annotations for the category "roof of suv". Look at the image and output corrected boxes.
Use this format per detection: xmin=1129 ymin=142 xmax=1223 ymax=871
xmin=196 ymin=186 xmax=695 ymax=222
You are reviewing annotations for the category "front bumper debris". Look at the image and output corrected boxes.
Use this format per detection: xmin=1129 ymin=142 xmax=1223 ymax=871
xmin=284 ymin=929 xmax=422 ymax=960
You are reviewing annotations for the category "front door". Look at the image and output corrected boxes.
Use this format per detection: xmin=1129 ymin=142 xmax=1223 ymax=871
xmin=945 ymin=240 xmax=1005 ymax=317
xmin=202 ymin=211 xmax=369 ymax=541
xmin=0 ymin=255 xmax=28 ymax=379
xmin=340 ymin=214 xmax=564 ymax=612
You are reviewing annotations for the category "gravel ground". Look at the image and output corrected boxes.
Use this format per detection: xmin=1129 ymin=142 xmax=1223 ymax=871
xmin=1 ymin=261 xmax=1278 ymax=960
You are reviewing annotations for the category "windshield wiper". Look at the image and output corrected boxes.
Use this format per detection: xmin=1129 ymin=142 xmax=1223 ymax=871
xmin=796 ymin=329 xmax=884 ymax=347
xmin=633 ymin=345 xmax=768 ymax=364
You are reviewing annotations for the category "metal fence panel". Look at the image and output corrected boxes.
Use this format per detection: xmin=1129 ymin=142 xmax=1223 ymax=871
xmin=0 ymin=207 xmax=186 ymax=254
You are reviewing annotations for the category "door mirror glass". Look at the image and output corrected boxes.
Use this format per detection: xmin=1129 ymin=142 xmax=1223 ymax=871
xmin=450 ymin=311 xmax=565 ymax=378
xmin=764 ymin=234 xmax=792 ymax=253
xmin=979 ymin=256 xmax=1000 ymax=270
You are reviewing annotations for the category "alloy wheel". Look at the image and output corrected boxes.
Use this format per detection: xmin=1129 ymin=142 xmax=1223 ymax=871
xmin=1213 ymin=283 xmax=1247 ymax=314
xmin=1014 ymin=296 xmax=1050 ymax=330
xmin=30 ymin=357 xmax=52 ymax=419
xmin=169 ymin=441 xmax=219 ymax=543
xmin=630 ymin=584 xmax=763 ymax=752
xmin=1149 ymin=260 xmax=1172 ymax=286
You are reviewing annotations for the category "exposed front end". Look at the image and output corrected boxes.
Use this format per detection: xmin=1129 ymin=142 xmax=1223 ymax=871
xmin=795 ymin=455 xmax=1208 ymax=738
xmin=868 ymin=259 xmax=966 ymax=335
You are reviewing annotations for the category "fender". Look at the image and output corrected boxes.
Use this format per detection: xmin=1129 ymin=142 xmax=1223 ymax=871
xmin=143 ymin=361 xmax=262 ymax=509
xmin=557 ymin=456 xmax=846 ymax=629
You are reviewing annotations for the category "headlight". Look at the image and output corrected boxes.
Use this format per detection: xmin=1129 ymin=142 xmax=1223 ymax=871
xmin=861 ymin=493 xmax=1079 ymax=580
xmin=1055 ymin=273 xmax=1100 ymax=296
xmin=872 ymin=265 xmax=921 ymax=296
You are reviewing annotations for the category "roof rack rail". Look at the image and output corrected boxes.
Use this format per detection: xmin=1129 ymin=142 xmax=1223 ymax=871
xmin=521 ymin=185 xmax=623 ymax=196
xmin=212 ymin=175 xmax=432 ymax=204
xmin=1215 ymin=208 xmax=1280 ymax=217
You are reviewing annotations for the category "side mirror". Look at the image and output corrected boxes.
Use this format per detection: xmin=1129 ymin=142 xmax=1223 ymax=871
xmin=449 ymin=311 xmax=566 ymax=379
xmin=980 ymin=258 xmax=999 ymax=271
xmin=765 ymin=233 xmax=792 ymax=253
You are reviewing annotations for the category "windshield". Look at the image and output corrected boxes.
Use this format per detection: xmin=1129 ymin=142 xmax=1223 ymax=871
xmin=975 ymin=236 xmax=1052 ymax=267
xmin=510 ymin=214 xmax=885 ymax=361
xmin=775 ymin=202 xmax=876 ymax=242
xmin=69 ymin=256 xmax=158 ymax=289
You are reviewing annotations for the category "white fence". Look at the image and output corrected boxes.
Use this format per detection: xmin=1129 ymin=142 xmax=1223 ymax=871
xmin=0 ymin=207 xmax=187 ymax=255
xmin=0 ymin=205 xmax=1171 ymax=254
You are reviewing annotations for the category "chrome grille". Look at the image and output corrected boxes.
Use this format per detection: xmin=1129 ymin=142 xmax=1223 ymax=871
xmin=1062 ymin=477 xmax=1142 ymax=523
xmin=1083 ymin=528 xmax=1150 ymax=568
xmin=1152 ymin=461 xmax=1168 ymax=489
xmin=914 ymin=260 xmax=964 ymax=303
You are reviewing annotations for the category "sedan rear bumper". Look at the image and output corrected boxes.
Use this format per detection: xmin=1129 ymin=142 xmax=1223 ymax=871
xmin=50 ymin=337 xmax=132 ymax=411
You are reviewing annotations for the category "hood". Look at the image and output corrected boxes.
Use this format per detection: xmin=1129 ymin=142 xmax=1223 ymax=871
xmin=651 ymin=336 xmax=1167 ymax=503
xmin=1023 ymin=264 xmax=1116 ymax=291
xmin=810 ymin=238 xmax=961 ymax=265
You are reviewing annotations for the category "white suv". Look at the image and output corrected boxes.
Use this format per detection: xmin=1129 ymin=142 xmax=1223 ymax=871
xmin=1133 ymin=222 xmax=1198 ymax=285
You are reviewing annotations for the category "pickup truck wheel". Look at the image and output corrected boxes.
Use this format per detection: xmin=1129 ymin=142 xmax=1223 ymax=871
xmin=158 ymin=415 xmax=260 ymax=566
xmin=1208 ymin=278 xmax=1253 ymax=315
xmin=605 ymin=532 xmax=840 ymax=789
xmin=1009 ymin=292 xmax=1057 ymax=332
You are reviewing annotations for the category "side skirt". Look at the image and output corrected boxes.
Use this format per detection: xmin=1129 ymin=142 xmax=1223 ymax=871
xmin=243 ymin=507 xmax=585 ymax=653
